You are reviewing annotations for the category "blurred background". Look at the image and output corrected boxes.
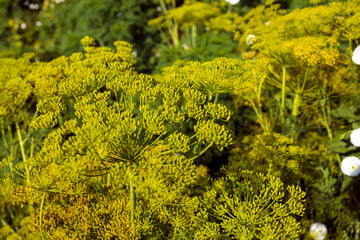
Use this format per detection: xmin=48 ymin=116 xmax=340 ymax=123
xmin=0 ymin=0 xmax=312 ymax=73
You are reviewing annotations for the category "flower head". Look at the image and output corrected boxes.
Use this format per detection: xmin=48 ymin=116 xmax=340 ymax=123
xmin=352 ymin=45 xmax=360 ymax=65
xmin=350 ymin=128 xmax=360 ymax=147
xmin=225 ymin=0 xmax=240 ymax=5
xmin=341 ymin=156 xmax=360 ymax=177
xmin=246 ymin=34 xmax=256 ymax=45
xmin=310 ymin=223 xmax=327 ymax=240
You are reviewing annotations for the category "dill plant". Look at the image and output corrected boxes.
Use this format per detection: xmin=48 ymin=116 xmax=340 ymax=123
xmin=0 ymin=33 xmax=309 ymax=239
xmin=0 ymin=35 xmax=269 ymax=239
xmin=229 ymin=0 xmax=360 ymax=238
xmin=4 ymin=0 xmax=360 ymax=238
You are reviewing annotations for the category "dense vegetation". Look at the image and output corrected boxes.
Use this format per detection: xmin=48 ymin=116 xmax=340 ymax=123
xmin=1 ymin=0 xmax=360 ymax=239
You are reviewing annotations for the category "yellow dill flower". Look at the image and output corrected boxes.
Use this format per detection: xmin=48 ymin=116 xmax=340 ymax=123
xmin=291 ymin=36 xmax=339 ymax=66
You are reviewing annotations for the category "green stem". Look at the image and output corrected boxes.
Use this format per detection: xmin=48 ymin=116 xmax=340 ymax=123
xmin=7 ymin=125 xmax=13 ymax=144
xmin=16 ymin=122 xmax=30 ymax=185
xmin=1 ymin=118 xmax=9 ymax=153
xmin=40 ymin=191 xmax=46 ymax=239
xmin=189 ymin=143 xmax=213 ymax=161
xmin=57 ymin=115 xmax=63 ymax=127
xmin=214 ymin=93 xmax=219 ymax=104
xmin=292 ymin=93 xmax=301 ymax=117
xmin=159 ymin=0 xmax=179 ymax=46
xmin=191 ymin=23 xmax=197 ymax=47
xmin=320 ymin=97 xmax=333 ymax=139
xmin=281 ymin=66 xmax=287 ymax=125
xmin=355 ymin=219 xmax=359 ymax=240
xmin=248 ymin=98 xmax=268 ymax=132
xmin=107 ymin=172 xmax=111 ymax=188
xmin=0 ymin=217 xmax=15 ymax=233
xmin=268 ymin=160 xmax=272 ymax=175
xmin=130 ymin=179 xmax=135 ymax=224
xmin=1 ymin=119 xmax=14 ymax=177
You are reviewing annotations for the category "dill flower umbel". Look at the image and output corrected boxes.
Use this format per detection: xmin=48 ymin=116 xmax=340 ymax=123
xmin=341 ymin=156 xmax=360 ymax=177
xmin=309 ymin=223 xmax=327 ymax=240
xmin=225 ymin=0 xmax=240 ymax=5
xmin=352 ymin=45 xmax=360 ymax=65
xmin=350 ymin=128 xmax=360 ymax=147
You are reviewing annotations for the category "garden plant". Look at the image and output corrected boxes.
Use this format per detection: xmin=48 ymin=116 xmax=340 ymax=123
xmin=1 ymin=0 xmax=360 ymax=239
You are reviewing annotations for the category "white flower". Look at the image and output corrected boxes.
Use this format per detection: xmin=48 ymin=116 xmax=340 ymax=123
xmin=36 ymin=21 xmax=42 ymax=27
xmin=341 ymin=156 xmax=360 ymax=177
xmin=182 ymin=43 xmax=189 ymax=51
xmin=352 ymin=45 xmax=360 ymax=65
xmin=225 ymin=0 xmax=240 ymax=5
xmin=29 ymin=3 xmax=40 ymax=10
xmin=132 ymin=50 xmax=138 ymax=57
xmin=350 ymin=128 xmax=360 ymax=147
xmin=245 ymin=34 xmax=256 ymax=45
xmin=310 ymin=223 xmax=327 ymax=240
xmin=265 ymin=21 xmax=271 ymax=26
xmin=20 ymin=23 xmax=27 ymax=30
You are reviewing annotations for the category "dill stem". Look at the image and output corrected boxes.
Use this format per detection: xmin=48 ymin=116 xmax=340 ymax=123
xmin=214 ymin=93 xmax=219 ymax=104
xmin=130 ymin=179 xmax=135 ymax=224
xmin=159 ymin=0 xmax=179 ymax=46
xmin=320 ymin=93 xmax=342 ymax=166
xmin=268 ymin=160 xmax=272 ymax=175
xmin=1 ymin=119 xmax=14 ymax=178
xmin=281 ymin=66 xmax=287 ymax=125
xmin=1 ymin=118 xmax=9 ymax=152
xmin=248 ymin=98 xmax=268 ymax=132
xmin=16 ymin=122 xmax=30 ymax=185
xmin=191 ymin=23 xmax=197 ymax=47
xmin=40 ymin=191 xmax=46 ymax=239
xmin=320 ymin=96 xmax=332 ymax=139
xmin=355 ymin=219 xmax=359 ymax=240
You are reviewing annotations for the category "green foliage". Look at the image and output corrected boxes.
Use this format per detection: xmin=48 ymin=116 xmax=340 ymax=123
xmin=0 ymin=36 xmax=264 ymax=238
xmin=2 ymin=0 xmax=360 ymax=239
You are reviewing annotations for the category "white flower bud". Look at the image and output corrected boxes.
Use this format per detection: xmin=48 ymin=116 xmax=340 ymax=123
xmin=341 ymin=156 xmax=360 ymax=177
xmin=225 ymin=0 xmax=240 ymax=5
xmin=310 ymin=223 xmax=327 ymax=240
xmin=245 ymin=34 xmax=256 ymax=45
xmin=20 ymin=23 xmax=27 ymax=29
xmin=350 ymin=128 xmax=360 ymax=147
xmin=352 ymin=45 xmax=360 ymax=65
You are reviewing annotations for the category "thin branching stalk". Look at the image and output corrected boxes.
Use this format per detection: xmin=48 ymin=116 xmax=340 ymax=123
xmin=130 ymin=178 xmax=135 ymax=224
xmin=281 ymin=66 xmax=287 ymax=125
xmin=1 ymin=118 xmax=9 ymax=153
xmin=247 ymin=98 xmax=268 ymax=133
xmin=0 ymin=217 xmax=15 ymax=234
xmin=159 ymin=0 xmax=179 ymax=46
xmin=191 ymin=23 xmax=197 ymax=47
xmin=15 ymin=122 xmax=30 ymax=185
xmin=40 ymin=191 xmax=46 ymax=239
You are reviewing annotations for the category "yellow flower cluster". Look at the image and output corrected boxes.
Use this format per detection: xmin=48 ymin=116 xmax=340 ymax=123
xmin=243 ymin=132 xmax=304 ymax=173
xmin=291 ymin=37 xmax=339 ymax=66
